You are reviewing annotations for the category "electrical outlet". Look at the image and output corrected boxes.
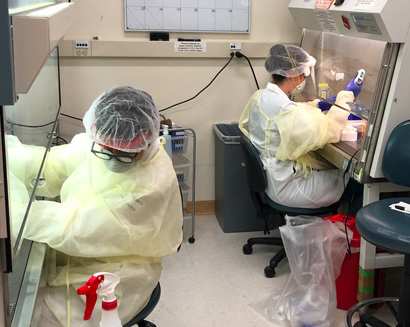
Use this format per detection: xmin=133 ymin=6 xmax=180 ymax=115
xmin=74 ymin=41 xmax=90 ymax=56
xmin=230 ymin=42 xmax=242 ymax=50
xmin=76 ymin=49 xmax=89 ymax=56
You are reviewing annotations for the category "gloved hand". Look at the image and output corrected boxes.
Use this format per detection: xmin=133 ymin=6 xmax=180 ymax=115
xmin=335 ymin=90 xmax=354 ymax=110
xmin=345 ymin=77 xmax=362 ymax=97
xmin=318 ymin=95 xmax=336 ymax=112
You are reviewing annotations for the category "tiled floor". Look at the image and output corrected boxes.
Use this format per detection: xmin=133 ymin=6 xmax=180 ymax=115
xmin=149 ymin=215 xmax=351 ymax=327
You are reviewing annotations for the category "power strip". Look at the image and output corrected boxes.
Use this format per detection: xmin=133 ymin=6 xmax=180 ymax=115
xmin=75 ymin=41 xmax=90 ymax=56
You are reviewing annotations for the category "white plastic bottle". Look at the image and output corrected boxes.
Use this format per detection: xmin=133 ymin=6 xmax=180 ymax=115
xmin=77 ymin=272 xmax=122 ymax=327
xmin=162 ymin=124 xmax=173 ymax=159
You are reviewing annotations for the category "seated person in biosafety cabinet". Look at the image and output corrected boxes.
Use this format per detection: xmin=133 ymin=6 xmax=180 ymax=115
xmin=239 ymin=44 xmax=357 ymax=209
xmin=23 ymin=86 xmax=183 ymax=326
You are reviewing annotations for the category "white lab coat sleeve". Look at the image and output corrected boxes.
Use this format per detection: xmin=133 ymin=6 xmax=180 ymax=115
xmin=24 ymin=151 xmax=183 ymax=259
xmin=275 ymin=91 xmax=353 ymax=161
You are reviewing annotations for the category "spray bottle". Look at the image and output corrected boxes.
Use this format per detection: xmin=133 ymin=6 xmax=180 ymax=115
xmin=77 ymin=272 xmax=122 ymax=327
xmin=161 ymin=124 xmax=173 ymax=159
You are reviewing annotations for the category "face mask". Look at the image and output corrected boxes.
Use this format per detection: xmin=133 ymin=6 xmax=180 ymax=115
xmin=104 ymin=158 xmax=137 ymax=173
xmin=290 ymin=79 xmax=306 ymax=96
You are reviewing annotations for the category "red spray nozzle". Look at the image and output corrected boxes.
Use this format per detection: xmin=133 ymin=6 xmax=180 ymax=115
xmin=77 ymin=274 xmax=105 ymax=320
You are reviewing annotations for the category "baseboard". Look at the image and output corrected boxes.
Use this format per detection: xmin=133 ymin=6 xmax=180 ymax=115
xmin=185 ymin=201 xmax=215 ymax=215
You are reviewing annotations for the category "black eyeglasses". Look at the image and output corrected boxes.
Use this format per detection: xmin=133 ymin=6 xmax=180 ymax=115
xmin=91 ymin=142 xmax=138 ymax=163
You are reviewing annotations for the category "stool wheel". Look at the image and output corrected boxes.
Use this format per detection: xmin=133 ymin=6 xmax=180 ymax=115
xmin=264 ymin=266 xmax=276 ymax=278
xmin=243 ymin=244 xmax=253 ymax=255
xmin=345 ymin=297 xmax=399 ymax=327
xmin=188 ymin=236 xmax=195 ymax=243
xmin=137 ymin=320 xmax=156 ymax=327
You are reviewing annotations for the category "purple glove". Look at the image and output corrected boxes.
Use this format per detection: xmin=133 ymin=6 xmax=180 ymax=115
xmin=345 ymin=78 xmax=362 ymax=97
xmin=318 ymin=95 xmax=337 ymax=112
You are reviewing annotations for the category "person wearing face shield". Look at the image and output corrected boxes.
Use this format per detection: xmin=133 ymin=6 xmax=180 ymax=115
xmin=239 ymin=44 xmax=355 ymax=209
xmin=23 ymin=86 xmax=183 ymax=327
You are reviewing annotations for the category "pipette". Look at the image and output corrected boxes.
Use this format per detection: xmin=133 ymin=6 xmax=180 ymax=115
xmin=317 ymin=96 xmax=364 ymax=119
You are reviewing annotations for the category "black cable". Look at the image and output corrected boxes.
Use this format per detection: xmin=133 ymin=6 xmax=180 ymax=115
xmin=235 ymin=52 xmax=260 ymax=90
xmin=244 ymin=55 xmax=260 ymax=90
xmin=7 ymin=120 xmax=55 ymax=128
xmin=159 ymin=52 xmax=235 ymax=112
xmin=60 ymin=113 xmax=83 ymax=121
xmin=9 ymin=112 xmax=83 ymax=129
xmin=56 ymin=136 xmax=68 ymax=144
xmin=342 ymin=147 xmax=361 ymax=256
xmin=58 ymin=52 xmax=253 ymax=117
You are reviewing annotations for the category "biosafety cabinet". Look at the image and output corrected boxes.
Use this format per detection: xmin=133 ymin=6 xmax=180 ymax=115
xmin=0 ymin=1 xmax=74 ymax=326
xmin=288 ymin=0 xmax=410 ymax=299
xmin=289 ymin=0 xmax=410 ymax=184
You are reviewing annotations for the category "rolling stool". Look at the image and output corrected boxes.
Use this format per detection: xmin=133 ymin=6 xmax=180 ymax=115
xmin=240 ymin=134 xmax=340 ymax=278
xmin=123 ymin=283 xmax=161 ymax=327
xmin=345 ymin=198 xmax=410 ymax=327
xmin=345 ymin=120 xmax=410 ymax=327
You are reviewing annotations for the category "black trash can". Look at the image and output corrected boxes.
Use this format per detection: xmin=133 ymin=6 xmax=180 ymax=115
xmin=213 ymin=123 xmax=267 ymax=233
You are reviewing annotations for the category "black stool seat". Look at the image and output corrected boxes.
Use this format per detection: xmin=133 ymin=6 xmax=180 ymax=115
xmin=356 ymin=197 xmax=410 ymax=254
xmin=265 ymin=195 xmax=341 ymax=216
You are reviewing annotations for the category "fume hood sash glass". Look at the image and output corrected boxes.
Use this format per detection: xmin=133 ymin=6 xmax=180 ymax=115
xmin=8 ymin=0 xmax=58 ymax=14
xmin=5 ymin=47 xmax=61 ymax=261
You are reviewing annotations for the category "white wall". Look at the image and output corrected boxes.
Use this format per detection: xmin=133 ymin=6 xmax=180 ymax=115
xmin=58 ymin=0 xmax=301 ymax=201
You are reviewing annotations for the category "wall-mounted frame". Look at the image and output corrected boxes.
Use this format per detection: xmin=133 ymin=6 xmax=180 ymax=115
xmin=125 ymin=0 xmax=251 ymax=33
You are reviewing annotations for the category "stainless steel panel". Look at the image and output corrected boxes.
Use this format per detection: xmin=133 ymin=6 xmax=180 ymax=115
xmin=0 ymin=0 xmax=14 ymax=105
xmin=288 ymin=0 xmax=410 ymax=43
xmin=0 ymin=132 xmax=9 ymax=239
xmin=359 ymin=43 xmax=399 ymax=182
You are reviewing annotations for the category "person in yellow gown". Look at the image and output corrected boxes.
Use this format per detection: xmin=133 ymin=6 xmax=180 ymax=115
xmin=239 ymin=44 xmax=355 ymax=208
xmin=24 ymin=86 xmax=183 ymax=326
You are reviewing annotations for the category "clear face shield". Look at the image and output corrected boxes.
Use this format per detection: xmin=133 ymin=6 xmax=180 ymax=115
xmin=290 ymin=66 xmax=316 ymax=96
xmin=285 ymin=48 xmax=316 ymax=97
xmin=306 ymin=65 xmax=316 ymax=91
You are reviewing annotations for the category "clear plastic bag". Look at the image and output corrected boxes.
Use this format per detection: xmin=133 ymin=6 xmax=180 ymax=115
xmin=250 ymin=216 xmax=351 ymax=327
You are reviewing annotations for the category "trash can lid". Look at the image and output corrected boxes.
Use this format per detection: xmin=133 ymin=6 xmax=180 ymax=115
xmin=213 ymin=123 xmax=242 ymax=143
